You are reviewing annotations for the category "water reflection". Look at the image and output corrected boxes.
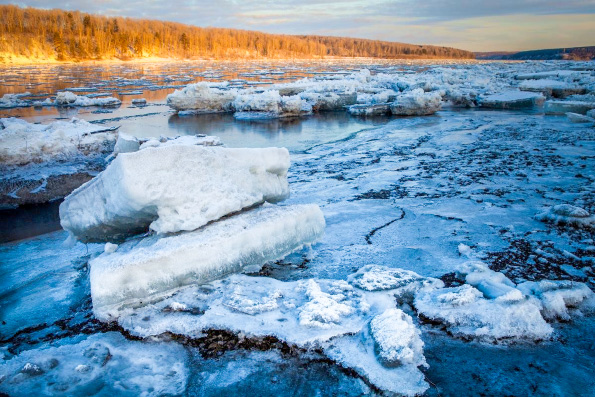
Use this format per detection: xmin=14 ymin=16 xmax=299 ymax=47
xmin=0 ymin=201 xmax=62 ymax=243
xmin=166 ymin=112 xmax=391 ymax=151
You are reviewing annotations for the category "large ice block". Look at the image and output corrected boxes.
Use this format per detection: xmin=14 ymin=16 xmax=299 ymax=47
xmin=90 ymin=203 xmax=326 ymax=319
xmin=60 ymin=145 xmax=290 ymax=241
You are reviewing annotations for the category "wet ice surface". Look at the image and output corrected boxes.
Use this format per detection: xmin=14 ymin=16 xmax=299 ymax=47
xmin=1 ymin=60 xmax=595 ymax=396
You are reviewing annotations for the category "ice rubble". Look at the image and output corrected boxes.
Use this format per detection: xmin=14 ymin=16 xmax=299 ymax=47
xmin=535 ymin=204 xmax=595 ymax=229
xmin=166 ymin=82 xmax=236 ymax=112
xmin=60 ymin=145 xmax=290 ymax=241
xmin=0 ymin=332 xmax=188 ymax=396
xmin=90 ymin=204 xmax=326 ymax=319
xmin=113 ymin=133 xmax=222 ymax=155
xmin=0 ymin=118 xmax=117 ymax=207
xmin=55 ymin=91 xmax=121 ymax=107
xmin=479 ymin=91 xmax=545 ymax=109
xmin=389 ymin=89 xmax=442 ymax=116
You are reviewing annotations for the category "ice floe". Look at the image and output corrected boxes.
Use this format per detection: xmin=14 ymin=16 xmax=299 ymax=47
xmin=233 ymin=91 xmax=308 ymax=119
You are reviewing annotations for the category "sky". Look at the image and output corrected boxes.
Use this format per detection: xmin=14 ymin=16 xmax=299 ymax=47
xmin=5 ymin=0 xmax=595 ymax=52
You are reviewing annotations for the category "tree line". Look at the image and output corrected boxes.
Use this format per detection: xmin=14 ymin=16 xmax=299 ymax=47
xmin=0 ymin=5 xmax=475 ymax=62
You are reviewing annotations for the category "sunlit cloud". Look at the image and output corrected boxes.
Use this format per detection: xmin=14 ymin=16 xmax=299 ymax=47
xmin=4 ymin=0 xmax=595 ymax=51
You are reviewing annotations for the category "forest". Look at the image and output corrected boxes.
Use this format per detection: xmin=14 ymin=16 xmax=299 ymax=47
xmin=0 ymin=5 xmax=475 ymax=62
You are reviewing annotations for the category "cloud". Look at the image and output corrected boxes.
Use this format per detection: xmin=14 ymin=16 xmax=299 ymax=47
xmin=5 ymin=0 xmax=595 ymax=51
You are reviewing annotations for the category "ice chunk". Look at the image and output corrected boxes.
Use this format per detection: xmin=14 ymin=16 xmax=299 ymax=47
xmin=60 ymin=145 xmax=290 ymax=241
xmin=233 ymin=91 xmax=306 ymax=119
xmin=56 ymin=91 xmax=121 ymax=107
xmin=515 ymin=70 xmax=586 ymax=80
xmin=0 ymin=118 xmax=117 ymax=166
xmin=544 ymin=100 xmax=595 ymax=115
xmin=517 ymin=280 xmax=594 ymax=320
xmin=519 ymin=79 xmax=585 ymax=98
xmin=390 ymin=89 xmax=442 ymax=116
xmin=535 ymin=204 xmax=595 ymax=229
xmin=131 ymin=98 xmax=147 ymax=105
xmin=480 ymin=91 xmax=545 ymax=109
xmin=89 ymin=204 xmax=325 ymax=319
xmin=166 ymin=82 xmax=236 ymax=112
xmin=414 ymin=284 xmax=553 ymax=341
xmin=0 ymin=332 xmax=188 ymax=396
xmin=298 ymin=279 xmax=356 ymax=328
xmin=369 ymin=308 xmax=426 ymax=367
xmin=347 ymin=103 xmax=390 ymax=116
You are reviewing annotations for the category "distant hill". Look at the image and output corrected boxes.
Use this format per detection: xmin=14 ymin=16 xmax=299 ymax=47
xmin=476 ymin=46 xmax=595 ymax=60
xmin=0 ymin=5 xmax=474 ymax=63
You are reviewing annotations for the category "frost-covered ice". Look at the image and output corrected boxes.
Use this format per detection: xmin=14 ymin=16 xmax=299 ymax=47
xmin=0 ymin=332 xmax=188 ymax=396
xmin=60 ymin=145 xmax=290 ymax=241
xmin=535 ymin=204 xmax=595 ymax=229
xmin=166 ymin=82 xmax=236 ymax=112
xmin=300 ymin=91 xmax=358 ymax=111
xmin=480 ymin=91 xmax=545 ymax=109
xmin=55 ymin=91 xmax=122 ymax=107
xmin=389 ymin=89 xmax=442 ymax=116
xmin=90 ymin=204 xmax=325 ymax=320
xmin=518 ymin=280 xmax=595 ymax=320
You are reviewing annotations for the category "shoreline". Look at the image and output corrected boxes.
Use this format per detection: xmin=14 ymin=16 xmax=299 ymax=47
xmin=0 ymin=55 xmax=493 ymax=67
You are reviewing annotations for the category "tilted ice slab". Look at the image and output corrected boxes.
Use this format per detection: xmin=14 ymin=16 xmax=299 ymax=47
xmin=389 ymin=89 xmax=442 ymax=116
xmin=90 ymin=204 xmax=326 ymax=319
xmin=104 ymin=264 xmax=436 ymax=396
xmin=535 ymin=204 xmax=595 ymax=230
xmin=0 ymin=117 xmax=117 ymax=166
xmin=480 ymin=91 xmax=545 ymax=109
xmin=233 ymin=91 xmax=307 ymax=119
xmin=60 ymin=145 xmax=290 ymax=241
xmin=166 ymin=82 xmax=237 ymax=112
xmin=566 ymin=112 xmax=594 ymax=123
xmin=544 ymin=100 xmax=595 ymax=115
xmin=55 ymin=91 xmax=121 ymax=107
xmin=0 ymin=332 xmax=188 ymax=396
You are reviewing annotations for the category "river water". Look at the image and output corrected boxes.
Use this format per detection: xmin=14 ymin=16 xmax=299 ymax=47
xmin=1 ymin=60 xmax=594 ymax=396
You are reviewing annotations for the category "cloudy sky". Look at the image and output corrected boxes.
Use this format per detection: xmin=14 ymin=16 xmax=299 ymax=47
xmin=6 ymin=0 xmax=595 ymax=51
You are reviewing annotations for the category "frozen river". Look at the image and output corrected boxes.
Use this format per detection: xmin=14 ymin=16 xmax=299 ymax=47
xmin=1 ymin=60 xmax=594 ymax=396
